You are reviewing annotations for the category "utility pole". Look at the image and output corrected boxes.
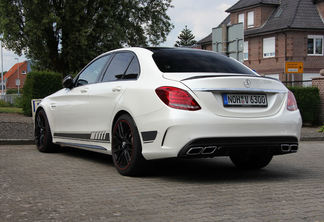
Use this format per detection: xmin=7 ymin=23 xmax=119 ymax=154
xmin=0 ymin=38 xmax=3 ymax=96
xmin=15 ymin=58 xmax=20 ymax=95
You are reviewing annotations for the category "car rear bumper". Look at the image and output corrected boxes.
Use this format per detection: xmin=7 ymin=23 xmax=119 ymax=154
xmin=137 ymin=108 xmax=302 ymax=160
xmin=177 ymin=136 xmax=298 ymax=158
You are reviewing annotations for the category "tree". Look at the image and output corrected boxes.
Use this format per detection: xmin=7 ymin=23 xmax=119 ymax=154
xmin=0 ymin=0 xmax=173 ymax=74
xmin=174 ymin=25 xmax=196 ymax=47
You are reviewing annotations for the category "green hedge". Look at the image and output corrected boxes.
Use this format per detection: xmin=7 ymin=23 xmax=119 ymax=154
xmin=0 ymin=99 xmax=11 ymax=107
xmin=6 ymin=88 xmax=23 ymax=94
xmin=22 ymin=71 xmax=62 ymax=116
xmin=288 ymin=86 xmax=320 ymax=125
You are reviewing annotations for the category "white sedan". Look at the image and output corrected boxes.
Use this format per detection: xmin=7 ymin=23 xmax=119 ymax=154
xmin=35 ymin=47 xmax=302 ymax=176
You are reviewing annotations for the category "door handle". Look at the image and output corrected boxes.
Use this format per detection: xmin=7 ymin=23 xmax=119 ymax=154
xmin=112 ymin=86 xmax=121 ymax=92
xmin=50 ymin=103 xmax=56 ymax=110
xmin=80 ymin=88 xmax=88 ymax=93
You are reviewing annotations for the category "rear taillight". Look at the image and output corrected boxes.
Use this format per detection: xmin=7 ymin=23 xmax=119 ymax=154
xmin=155 ymin=86 xmax=201 ymax=111
xmin=287 ymin=90 xmax=298 ymax=111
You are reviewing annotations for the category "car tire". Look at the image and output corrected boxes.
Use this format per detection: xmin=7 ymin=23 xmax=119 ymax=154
xmin=112 ymin=114 xmax=146 ymax=176
xmin=230 ymin=149 xmax=273 ymax=169
xmin=35 ymin=109 xmax=58 ymax=152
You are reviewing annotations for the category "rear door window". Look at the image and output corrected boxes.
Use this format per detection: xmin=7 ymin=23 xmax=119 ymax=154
xmin=102 ymin=52 xmax=138 ymax=82
xmin=124 ymin=56 xmax=140 ymax=80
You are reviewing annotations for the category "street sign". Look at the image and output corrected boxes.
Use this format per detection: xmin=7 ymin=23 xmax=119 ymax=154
xmin=285 ymin=62 xmax=303 ymax=73
xmin=16 ymin=79 xmax=20 ymax=86
xmin=31 ymin=99 xmax=42 ymax=120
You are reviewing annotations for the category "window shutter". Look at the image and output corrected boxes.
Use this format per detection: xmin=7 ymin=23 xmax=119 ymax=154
xmin=263 ymin=37 xmax=275 ymax=58
xmin=247 ymin=11 xmax=254 ymax=27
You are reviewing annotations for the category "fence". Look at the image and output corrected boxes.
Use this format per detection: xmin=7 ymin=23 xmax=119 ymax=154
xmin=0 ymin=94 xmax=21 ymax=104
xmin=282 ymin=80 xmax=312 ymax=87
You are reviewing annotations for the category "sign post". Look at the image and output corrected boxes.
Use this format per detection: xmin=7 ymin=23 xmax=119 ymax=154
xmin=285 ymin=62 xmax=304 ymax=85
xmin=31 ymin=99 xmax=42 ymax=121
xmin=0 ymin=38 xmax=3 ymax=95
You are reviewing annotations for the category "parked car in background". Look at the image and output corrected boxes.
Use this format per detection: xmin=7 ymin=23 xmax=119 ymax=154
xmin=35 ymin=47 xmax=302 ymax=176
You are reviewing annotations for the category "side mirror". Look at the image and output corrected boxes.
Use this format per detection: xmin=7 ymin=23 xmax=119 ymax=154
xmin=62 ymin=75 xmax=74 ymax=89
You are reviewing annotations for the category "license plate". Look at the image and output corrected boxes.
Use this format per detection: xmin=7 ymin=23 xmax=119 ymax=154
xmin=223 ymin=93 xmax=268 ymax=107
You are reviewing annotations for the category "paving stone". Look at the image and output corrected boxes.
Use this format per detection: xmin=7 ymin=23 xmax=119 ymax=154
xmin=0 ymin=142 xmax=324 ymax=221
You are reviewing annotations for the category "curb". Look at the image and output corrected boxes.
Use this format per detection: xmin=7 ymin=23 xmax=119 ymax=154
xmin=1 ymin=137 xmax=323 ymax=145
xmin=300 ymin=137 xmax=324 ymax=141
xmin=0 ymin=139 xmax=35 ymax=145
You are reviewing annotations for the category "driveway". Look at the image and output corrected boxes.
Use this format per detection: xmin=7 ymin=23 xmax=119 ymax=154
xmin=1 ymin=142 xmax=323 ymax=221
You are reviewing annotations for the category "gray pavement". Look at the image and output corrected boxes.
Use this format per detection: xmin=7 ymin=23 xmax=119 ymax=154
xmin=1 ymin=142 xmax=324 ymax=221
xmin=301 ymin=127 xmax=324 ymax=141
xmin=0 ymin=113 xmax=33 ymax=143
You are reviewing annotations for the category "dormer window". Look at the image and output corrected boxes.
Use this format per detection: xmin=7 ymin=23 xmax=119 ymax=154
xmin=247 ymin=11 xmax=254 ymax=28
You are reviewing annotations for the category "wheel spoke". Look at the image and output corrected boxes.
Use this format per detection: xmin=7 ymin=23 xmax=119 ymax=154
xmin=125 ymin=145 xmax=133 ymax=153
xmin=39 ymin=134 xmax=45 ymax=146
xmin=36 ymin=115 xmax=42 ymax=128
xmin=124 ymin=150 xmax=131 ymax=163
xmin=118 ymin=122 xmax=125 ymax=138
xmin=113 ymin=145 xmax=122 ymax=154
xmin=114 ymin=133 xmax=122 ymax=144
xmin=116 ymin=151 xmax=124 ymax=165
xmin=124 ymin=137 xmax=132 ymax=146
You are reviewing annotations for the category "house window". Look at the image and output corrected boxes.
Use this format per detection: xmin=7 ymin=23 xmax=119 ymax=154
xmin=238 ymin=13 xmax=244 ymax=25
xmin=22 ymin=70 xmax=26 ymax=75
xmin=263 ymin=37 xmax=275 ymax=58
xmin=247 ymin=11 xmax=254 ymax=28
xmin=308 ymin=35 xmax=323 ymax=55
xmin=243 ymin=41 xmax=248 ymax=60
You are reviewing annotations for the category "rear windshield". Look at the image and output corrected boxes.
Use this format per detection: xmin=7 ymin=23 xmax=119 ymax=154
xmin=150 ymin=48 xmax=256 ymax=75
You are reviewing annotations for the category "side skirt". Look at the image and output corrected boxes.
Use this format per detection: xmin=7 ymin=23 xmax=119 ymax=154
xmin=56 ymin=142 xmax=110 ymax=155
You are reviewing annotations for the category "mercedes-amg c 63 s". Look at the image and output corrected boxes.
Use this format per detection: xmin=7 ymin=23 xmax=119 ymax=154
xmin=35 ymin=47 xmax=302 ymax=176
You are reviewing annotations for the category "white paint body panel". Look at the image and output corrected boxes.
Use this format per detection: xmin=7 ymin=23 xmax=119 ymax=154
xmin=37 ymin=47 xmax=302 ymax=160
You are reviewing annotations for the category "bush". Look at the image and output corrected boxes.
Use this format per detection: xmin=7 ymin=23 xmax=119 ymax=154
xmin=6 ymin=88 xmax=23 ymax=94
xmin=22 ymin=71 xmax=62 ymax=116
xmin=13 ymin=96 xmax=24 ymax=108
xmin=0 ymin=99 xmax=12 ymax=107
xmin=288 ymin=86 xmax=320 ymax=125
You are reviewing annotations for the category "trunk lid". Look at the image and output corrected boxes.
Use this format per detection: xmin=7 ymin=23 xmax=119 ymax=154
xmin=164 ymin=73 xmax=287 ymax=118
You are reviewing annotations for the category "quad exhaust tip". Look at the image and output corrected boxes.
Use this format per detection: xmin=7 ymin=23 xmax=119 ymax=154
xmin=186 ymin=146 xmax=220 ymax=156
xmin=186 ymin=147 xmax=203 ymax=155
xmin=281 ymin=144 xmax=298 ymax=153
xmin=186 ymin=144 xmax=298 ymax=156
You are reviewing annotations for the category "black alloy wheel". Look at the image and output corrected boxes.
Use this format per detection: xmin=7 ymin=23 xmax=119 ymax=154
xmin=112 ymin=114 xmax=145 ymax=176
xmin=35 ymin=109 xmax=57 ymax=152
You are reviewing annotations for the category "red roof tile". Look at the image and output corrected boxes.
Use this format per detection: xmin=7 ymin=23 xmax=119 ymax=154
xmin=3 ymin=62 xmax=25 ymax=80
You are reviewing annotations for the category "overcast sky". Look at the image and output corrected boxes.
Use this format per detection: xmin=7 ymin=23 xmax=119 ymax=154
xmin=162 ymin=0 xmax=237 ymax=46
xmin=1 ymin=45 xmax=27 ymax=73
xmin=0 ymin=0 xmax=237 ymax=72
